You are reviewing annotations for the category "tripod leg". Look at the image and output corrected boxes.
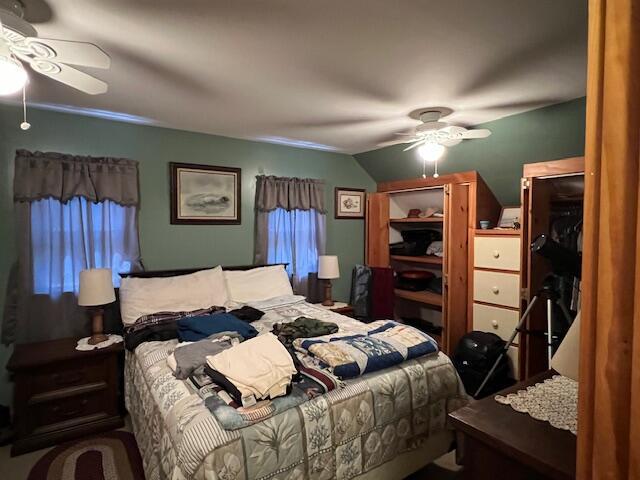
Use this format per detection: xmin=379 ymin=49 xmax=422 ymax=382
xmin=473 ymin=296 xmax=539 ymax=398
xmin=547 ymin=298 xmax=554 ymax=364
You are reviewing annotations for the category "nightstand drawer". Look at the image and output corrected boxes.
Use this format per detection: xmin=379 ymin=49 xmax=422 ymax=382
xmin=30 ymin=390 xmax=109 ymax=432
xmin=474 ymin=270 xmax=521 ymax=308
xmin=29 ymin=358 xmax=109 ymax=395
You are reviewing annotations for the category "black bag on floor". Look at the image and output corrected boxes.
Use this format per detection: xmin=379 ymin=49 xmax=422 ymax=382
xmin=452 ymin=331 xmax=512 ymax=398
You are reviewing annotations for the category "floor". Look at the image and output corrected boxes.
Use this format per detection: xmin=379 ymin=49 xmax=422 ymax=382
xmin=0 ymin=417 xmax=462 ymax=479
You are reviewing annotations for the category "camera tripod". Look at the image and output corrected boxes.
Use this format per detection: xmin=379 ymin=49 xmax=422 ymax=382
xmin=474 ymin=275 xmax=573 ymax=398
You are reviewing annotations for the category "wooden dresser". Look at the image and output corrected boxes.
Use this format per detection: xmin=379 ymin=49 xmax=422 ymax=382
xmin=7 ymin=337 xmax=124 ymax=455
xmin=472 ymin=228 xmax=522 ymax=380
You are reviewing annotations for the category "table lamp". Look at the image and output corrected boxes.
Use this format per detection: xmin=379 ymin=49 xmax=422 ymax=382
xmin=318 ymin=255 xmax=340 ymax=306
xmin=78 ymin=268 xmax=116 ymax=345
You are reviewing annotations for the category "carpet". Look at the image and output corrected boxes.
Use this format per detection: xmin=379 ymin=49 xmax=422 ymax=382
xmin=27 ymin=431 xmax=145 ymax=480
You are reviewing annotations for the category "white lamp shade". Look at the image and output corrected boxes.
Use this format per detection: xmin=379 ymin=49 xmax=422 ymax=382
xmin=318 ymin=255 xmax=340 ymax=279
xmin=550 ymin=311 xmax=581 ymax=381
xmin=78 ymin=268 xmax=116 ymax=306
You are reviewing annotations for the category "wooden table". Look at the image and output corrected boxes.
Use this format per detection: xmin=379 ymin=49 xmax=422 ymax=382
xmin=449 ymin=371 xmax=576 ymax=480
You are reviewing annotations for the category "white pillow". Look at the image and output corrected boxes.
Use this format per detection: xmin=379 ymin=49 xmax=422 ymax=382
xmin=119 ymin=266 xmax=229 ymax=325
xmin=224 ymin=265 xmax=293 ymax=303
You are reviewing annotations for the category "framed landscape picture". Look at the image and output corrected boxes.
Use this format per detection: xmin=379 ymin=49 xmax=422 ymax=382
xmin=170 ymin=162 xmax=241 ymax=225
xmin=335 ymin=187 xmax=366 ymax=219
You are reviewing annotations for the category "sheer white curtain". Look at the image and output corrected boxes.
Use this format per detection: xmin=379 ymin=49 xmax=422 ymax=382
xmin=266 ymin=208 xmax=326 ymax=294
xmin=31 ymin=197 xmax=139 ymax=296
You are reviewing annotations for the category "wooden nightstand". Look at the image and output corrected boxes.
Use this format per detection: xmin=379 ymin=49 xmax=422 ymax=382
xmin=314 ymin=302 xmax=355 ymax=317
xmin=7 ymin=337 xmax=124 ymax=455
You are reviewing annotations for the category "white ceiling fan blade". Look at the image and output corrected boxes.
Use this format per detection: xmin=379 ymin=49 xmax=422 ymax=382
xmin=460 ymin=128 xmax=492 ymax=139
xmin=403 ymin=139 xmax=426 ymax=152
xmin=25 ymin=38 xmax=110 ymax=69
xmin=30 ymin=60 xmax=108 ymax=94
xmin=439 ymin=138 xmax=462 ymax=147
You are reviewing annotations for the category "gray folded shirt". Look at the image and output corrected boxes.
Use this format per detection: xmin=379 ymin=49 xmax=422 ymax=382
xmin=174 ymin=331 xmax=244 ymax=379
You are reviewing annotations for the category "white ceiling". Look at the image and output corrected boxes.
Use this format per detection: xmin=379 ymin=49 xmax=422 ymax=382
xmin=8 ymin=0 xmax=587 ymax=153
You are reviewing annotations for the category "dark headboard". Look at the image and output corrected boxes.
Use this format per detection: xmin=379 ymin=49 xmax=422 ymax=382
xmin=120 ymin=263 xmax=287 ymax=279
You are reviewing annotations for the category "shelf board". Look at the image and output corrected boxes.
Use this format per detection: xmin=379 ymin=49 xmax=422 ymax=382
xmin=394 ymin=288 xmax=443 ymax=308
xmin=390 ymin=217 xmax=443 ymax=224
xmin=390 ymin=255 xmax=443 ymax=266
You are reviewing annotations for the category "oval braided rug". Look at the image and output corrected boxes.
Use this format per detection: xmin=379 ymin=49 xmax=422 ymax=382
xmin=27 ymin=431 xmax=145 ymax=480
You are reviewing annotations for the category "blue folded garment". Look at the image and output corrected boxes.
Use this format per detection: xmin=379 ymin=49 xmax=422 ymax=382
xmin=177 ymin=313 xmax=258 ymax=342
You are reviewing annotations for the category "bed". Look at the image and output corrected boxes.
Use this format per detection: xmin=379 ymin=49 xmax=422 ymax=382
xmin=120 ymin=267 xmax=469 ymax=480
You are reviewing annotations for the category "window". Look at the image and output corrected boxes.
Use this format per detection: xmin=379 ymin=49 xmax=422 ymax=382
xmin=30 ymin=196 xmax=138 ymax=296
xmin=266 ymin=208 xmax=324 ymax=290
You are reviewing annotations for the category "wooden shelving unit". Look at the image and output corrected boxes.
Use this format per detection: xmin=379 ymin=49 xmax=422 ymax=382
xmin=394 ymin=288 xmax=443 ymax=309
xmin=390 ymin=217 xmax=443 ymax=224
xmin=390 ymin=255 xmax=443 ymax=266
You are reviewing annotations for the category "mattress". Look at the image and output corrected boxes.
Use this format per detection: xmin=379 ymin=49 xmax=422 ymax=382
xmin=124 ymin=297 xmax=468 ymax=480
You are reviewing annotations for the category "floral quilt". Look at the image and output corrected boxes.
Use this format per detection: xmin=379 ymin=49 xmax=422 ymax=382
xmin=125 ymin=298 xmax=469 ymax=480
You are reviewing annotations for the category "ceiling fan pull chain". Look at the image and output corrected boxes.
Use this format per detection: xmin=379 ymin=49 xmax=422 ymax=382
xmin=20 ymin=83 xmax=30 ymax=130
xmin=422 ymin=157 xmax=427 ymax=178
xmin=434 ymin=159 xmax=439 ymax=178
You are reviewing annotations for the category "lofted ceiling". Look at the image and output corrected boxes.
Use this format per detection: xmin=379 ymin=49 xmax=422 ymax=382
xmin=5 ymin=0 xmax=587 ymax=153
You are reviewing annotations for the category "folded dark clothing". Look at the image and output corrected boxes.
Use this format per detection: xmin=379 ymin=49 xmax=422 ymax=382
xmin=272 ymin=317 xmax=338 ymax=349
xmin=227 ymin=306 xmax=265 ymax=323
xmin=204 ymin=365 xmax=243 ymax=405
xmin=124 ymin=306 xmax=225 ymax=334
xmin=177 ymin=313 xmax=258 ymax=342
xmin=124 ymin=323 xmax=178 ymax=351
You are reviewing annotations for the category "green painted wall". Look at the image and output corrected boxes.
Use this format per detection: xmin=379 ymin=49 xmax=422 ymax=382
xmin=355 ymin=97 xmax=587 ymax=205
xmin=0 ymin=104 xmax=375 ymax=405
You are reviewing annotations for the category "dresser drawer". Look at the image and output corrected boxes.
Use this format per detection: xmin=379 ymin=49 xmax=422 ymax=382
xmin=473 ymin=303 xmax=520 ymax=343
xmin=474 ymin=236 xmax=521 ymax=271
xmin=28 ymin=358 xmax=110 ymax=396
xmin=474 ymin=270 xmax=521 ymax=308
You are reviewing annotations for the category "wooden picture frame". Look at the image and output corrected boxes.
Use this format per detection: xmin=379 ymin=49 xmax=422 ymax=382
xmin=498 ymin=205 xmax=521 ymax=229
xmin=335 ymin=187 xmax=366 ymax=219
xmin=170 ymin=162 xmax=241 ymax=225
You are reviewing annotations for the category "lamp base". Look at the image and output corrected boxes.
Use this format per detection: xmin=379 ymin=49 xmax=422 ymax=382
xmin=88 ymin=333 xmax=109 ymax=345
xmin=322 ymin=280 xmax=334 ymax=306
xmin=87 ymin=308 xmax=107 ymax=345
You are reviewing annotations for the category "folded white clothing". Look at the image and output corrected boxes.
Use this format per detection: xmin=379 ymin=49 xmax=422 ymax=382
xmin=206 ymin=332 xmax=296 ymax=400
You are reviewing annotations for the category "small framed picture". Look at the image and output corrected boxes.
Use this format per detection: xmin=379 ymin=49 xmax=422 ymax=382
xmin=170 ymin=162 xmax=241 ymax=225
xmin=498 ymin=206 xmax=521 ymax=229
xmin=335 ymin=187 xmax=366 ymax=219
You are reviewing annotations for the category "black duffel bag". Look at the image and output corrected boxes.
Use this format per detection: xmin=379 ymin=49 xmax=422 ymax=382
xmin=452 ymin=331 xmax=512 ymax=398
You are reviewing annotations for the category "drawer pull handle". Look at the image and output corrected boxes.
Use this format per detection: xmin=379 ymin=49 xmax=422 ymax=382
xmin=52 ymin=399 xmax=88 ymax=418
xmin=492 ymin=250 xmax=500 ymax=258
xmin=491 ymin=320 xmax=499 ymax=329
xmin=492 ymin=286 xmax=500 ymax=294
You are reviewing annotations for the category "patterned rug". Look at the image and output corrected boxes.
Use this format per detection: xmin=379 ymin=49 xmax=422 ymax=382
xmin=28 ymin=431 xmax=145 ymax=480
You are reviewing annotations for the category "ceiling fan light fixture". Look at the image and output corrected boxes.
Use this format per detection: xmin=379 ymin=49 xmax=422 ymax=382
xmin=0 ymin=53 xmax=27 ymax=95
xmin=418 ymin=143 xmax=445 ymax=162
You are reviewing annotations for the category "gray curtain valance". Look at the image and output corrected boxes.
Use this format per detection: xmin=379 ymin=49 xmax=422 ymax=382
xmin=255 ymin=175 xmax=326 ymax=213
xmin=13 ymin=149 xmax=139 ymax=206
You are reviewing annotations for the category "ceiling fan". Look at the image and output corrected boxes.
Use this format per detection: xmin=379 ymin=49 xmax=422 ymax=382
xmin=396 ymin=108 xmax=492 ymax=151
xmin=0 ymin=0 xmax=110 ymax=98
xmin=393 ymin=108 xmax=492 ymax=178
